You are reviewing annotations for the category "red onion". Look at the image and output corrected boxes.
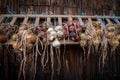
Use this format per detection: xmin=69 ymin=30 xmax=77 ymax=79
xmin=69 ymin=25 xmax=75 ymax=32
xmin=68 ymin=21 xmax=73 ymax=26
xmin=76 ymin=27 xmax=82 ymax=33
xmin=36 ymin=26 xmax=41 ymax=30
xmin=41 ymin=26 xmax=46 ymax=31
xmin=69 ymin=32 xmax=76 ymax=37
xmin=42 ymin=38 xmax=47 ymax=43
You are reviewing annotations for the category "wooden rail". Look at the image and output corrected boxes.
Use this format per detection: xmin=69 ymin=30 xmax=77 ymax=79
xmin=0 ymin=14 xmax=119 ymax=26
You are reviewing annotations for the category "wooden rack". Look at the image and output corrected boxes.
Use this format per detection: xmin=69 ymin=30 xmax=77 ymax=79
xmin=0 ymin=14 xmax=120 ymax=45
xmin=0 ymin=14 xmax=120 ymax=26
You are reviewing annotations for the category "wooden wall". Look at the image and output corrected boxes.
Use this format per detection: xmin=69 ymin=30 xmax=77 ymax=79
xmin=0 ymin=0 xmax=120 ymax=15
xmin=0 ymin=45 xmax=120 ymax=80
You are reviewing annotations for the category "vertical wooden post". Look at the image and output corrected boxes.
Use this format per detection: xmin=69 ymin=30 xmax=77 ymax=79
xmin=58 ymin=17 xmax=62 ymax=25
xmin=23 ymin=17 xmax=28 ymax=24
xmin=78 ymin=17 xmax=84 ymax=25
xmin=35 ymin=17 xmax=40 ymax=26
xmin=68 ymin=7 xmax=74 ymax=15
xmin=47 ymin=17 xmax=51 ymax=22
xmin=10 ymin=17 xmax=17 ymax=25
xmin=0 ymin=16 xmax=4 ymax=24
xmin=106 ymin=18 xmax=112 ymax=24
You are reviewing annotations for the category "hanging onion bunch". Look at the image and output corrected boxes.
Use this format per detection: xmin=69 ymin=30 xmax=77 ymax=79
xmin=106 ymin=23 xmax=119 ymax=47
xmin=11 ymin=24 xmax=37 ymax=51
xmin=36 ymin=23 xmax=48 ymax=44
xmin=63 ymin=20 xmax=84 ymax=41
xmin=0 ymin=24 xmax=19 ymax=43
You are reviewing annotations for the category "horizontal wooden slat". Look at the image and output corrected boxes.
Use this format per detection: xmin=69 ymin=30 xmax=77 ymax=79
xmin=1 ymin=14 xmax=120 ymax=19
xmin=6 ymin=40 xmax=79 ymax=45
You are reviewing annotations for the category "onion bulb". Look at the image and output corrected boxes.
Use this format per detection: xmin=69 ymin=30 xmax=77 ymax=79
xmin=27 ymin=43 xmax=33 ymax=50
xmin=18 ymin=30 xmax=25 ymax=37
xmin=80 ymin=40 xmax=86 ymax=47
xmin=117 ymin=34 xmax=120 ymax=41
xmin=96 ymin=29 xmax=101 ymax=36
xmin=106 ymin=32 xmax=115 ymax=39
xmin=12 ymin=42 xmax=18 ymax=49
xmin=69 ymin=25 xmax=75 ymax=32
xmin=12 ymin=34 xmax=18 ymax=41
xmin=109 ymin=40 xmax=119 ymax=47
xmin=0 ymin=35 xmax=7 ymax=43
xmin=26 ymin=34 xmax=36 ymax=43
xmin=93 ymin=39 xmax=100 ymax=47
xmin=68 ymin=21 xmax=73 ymax=26
xmin=79 ymin=33 xmax=86 ymax=40
xmin=107 ymin=26 xmax=115 ymax=32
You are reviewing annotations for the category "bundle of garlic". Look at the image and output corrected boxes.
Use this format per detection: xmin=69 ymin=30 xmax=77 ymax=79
xmin=47 ymin=25 xmax=64 ymax=48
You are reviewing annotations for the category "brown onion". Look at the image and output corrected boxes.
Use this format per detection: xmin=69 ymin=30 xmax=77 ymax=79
xmin=109 ymin=40 xmax=119 ymax=47
xmin=12 ymin=34 xmax=18 ymax=41
xmin=80 ymin=40 xmax=86 ymax=47
xmin=27 ymin=43 xmax=33 ymax=50
xmin=12 ymin=42 xmax=18 ymax=49
xmin=117 ymin=34 xmax=120 ymax=41
xmin=106 ymin=32 xmax=115 ymax=39
xmin=79 ymin=33 xmax=86 ymax=40
xmin=93 ymin=39 xmax=100 ymax=47
xmin=0 ymin=35 xmax=7 ymax=43
xmin=18 ymin=30 xmax=25 ymax=37
xmin=26 ymin=33 xmax=36 ymax=43
xmin=107 ymin=26 xmax=115 ymax=32
xmin=96 ymin=29 xmax=101 ymax=36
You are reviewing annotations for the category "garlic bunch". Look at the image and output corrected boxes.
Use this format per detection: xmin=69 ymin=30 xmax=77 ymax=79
xmin=47 ymin=28 xmax=57 ymax=41
xmin=47 ymin=26 xmax=64 ymax=47
xmin=52 ymin=39 xmax=60 ymax=48
xmin=55 ymin=25 xmax=64 ymax=39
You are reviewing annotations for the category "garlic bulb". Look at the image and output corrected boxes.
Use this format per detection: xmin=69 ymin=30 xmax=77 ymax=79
xmin=48 ymin=36 xmax=55 ymax=41
xmin=55 ymin=25 xmax=63 ymax=31
xmin=57 ymin=31 xmax=64 ymax=37
xmin=47 ymin=28 xmax=54 ymax=33
xmin=52 ymin=39 xmax=60 ymax=48
xmin=50 ymin=31 xmax=57 ymax=37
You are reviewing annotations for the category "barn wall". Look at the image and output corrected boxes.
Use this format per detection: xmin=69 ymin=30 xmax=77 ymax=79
xmin=0 ymin=0 xmax=120 ymax=15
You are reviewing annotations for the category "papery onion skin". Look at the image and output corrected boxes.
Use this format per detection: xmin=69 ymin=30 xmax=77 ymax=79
xmin=80 ymin=40 xmax=86 ymax=47
xmin=93 ymin=39 xmax=100 ymax=47
xmin=107 ymin=26 xmax=115 ymax=32
xmin=12 ymin=42 xmax=18 ymax=49
xmin=109 ymin=40 xmax=119 ymax=47
xmin=18 ymin=30 xmax=25 ymax=37
xmin=12 ymin=34 xmax=18 ymax=41
xmin=0 ymin=35 xmax=7 ymax=43
xmin=106 ymin=32 xmax=115 ymax=39
xmin=26 ymin=34 xmax=36 ymax=43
